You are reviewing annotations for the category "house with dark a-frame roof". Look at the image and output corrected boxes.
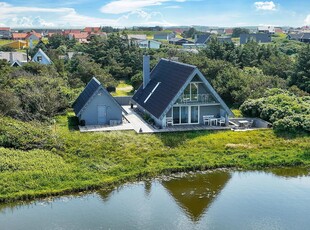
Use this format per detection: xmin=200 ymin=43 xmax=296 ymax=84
xmin=132 ymin=56 xmax=234 ymax=128
xmin=73 ymin=77 xmax=123 ymax=126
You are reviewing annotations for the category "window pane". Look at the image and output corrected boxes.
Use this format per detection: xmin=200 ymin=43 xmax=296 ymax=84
xmin=191 ymin=83 xmax=198 ymax=101
xmin=181 ymin=106 xmax=189 ymax=124
xmin=191 ymin=106 xmax=199 ymax=123
xmin=183 ymin=85 xmax=190 ymax=100
xmin=173 ymin=107 xmax=180 ymax=124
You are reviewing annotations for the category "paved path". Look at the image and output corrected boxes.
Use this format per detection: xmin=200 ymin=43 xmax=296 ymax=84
xmin=122 ymin=106 xmax=155 ymax=133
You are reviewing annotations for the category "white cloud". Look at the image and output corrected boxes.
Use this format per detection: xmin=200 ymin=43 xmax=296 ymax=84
xmin=304 ymin=15 xmax=310 ymax=25
xmin=254 ymin=1 xmax=276 ymax=11
xmin=165 ymin=5 xmax=181 ymax=9
xmin=0 ymin=1 xmax=175 ymax=28
xmin=100 ymin=0 xmax=185 ymax=14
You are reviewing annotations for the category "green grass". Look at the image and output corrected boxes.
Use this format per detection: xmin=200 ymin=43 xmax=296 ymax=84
xmin=111 ymin=81 xmax=133 ymax=96
xmin=0 ymin=39 xmax=12 ymax=46
xmin=0 ymin=114 xmax=309 ymax=202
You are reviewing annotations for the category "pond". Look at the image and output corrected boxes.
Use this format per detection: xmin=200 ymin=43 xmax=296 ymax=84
xmin=1 ymin=168 xmax=310 ymax=230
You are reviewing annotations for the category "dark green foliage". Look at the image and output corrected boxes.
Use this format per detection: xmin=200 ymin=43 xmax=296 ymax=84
xmin=273 ymin=115 xmax=310 ymax=133
xmin=0 ymin=89 xmax=20 ymax=116
xmin=0 ymin=46 xmax=14 ymax=52
xmin=240 ymin=89 xmax=310 ymax=133
xmin=291 ymin=44 xmax=310 ymax=93
xmin=130 ymin=71 xmax=143 ymax=90
xmin=232 ymin=27 xmax=250 ymax=38
xmin=0 ymin=116 xmax=60 ymax=150
xmin=68 ymin=55 xmax=117 ymax=88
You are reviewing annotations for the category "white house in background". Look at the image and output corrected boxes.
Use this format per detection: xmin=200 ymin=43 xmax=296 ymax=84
xmin=258 ymin=26 xmax=275 ymax=34
xmin=32 ymin=48 xmax=52 ymax=65
xmin=0 ymin=51 xmax=28 ymax=66
xmin=138 ymin=40 xmax=161 ymax=49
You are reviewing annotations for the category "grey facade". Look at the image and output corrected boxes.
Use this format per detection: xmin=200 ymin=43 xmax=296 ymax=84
xmin=240 ymin=33 xmax=271 ymax=44
xmin=132 ymin=58 xmax=233 ymax=128
xmin=154 ymin=33 xmax=175 ymax=40
xmin=169 ymin=38 xmax=194 ymax=46
xmin=73 ymin=77 xmax=123 ymax=126
xmin=0 ymin=30 xmax=11 ymax=39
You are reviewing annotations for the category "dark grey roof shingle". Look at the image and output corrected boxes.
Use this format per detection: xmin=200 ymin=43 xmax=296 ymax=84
xmin=132 ymin=59 xmax=196 ymax=119
xmin=73 ymin=77 xmax=101 ymax=115
xmin=195 ymin=34 xmax=211 ymax=44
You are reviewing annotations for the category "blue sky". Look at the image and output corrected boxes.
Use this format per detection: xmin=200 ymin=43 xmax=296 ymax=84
xmin=0 ymin=0 xmax=309 ymax=28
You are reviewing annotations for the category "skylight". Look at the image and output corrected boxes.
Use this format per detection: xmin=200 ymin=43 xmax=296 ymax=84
xmin=144 ymin=82 xmax=161 ymax=103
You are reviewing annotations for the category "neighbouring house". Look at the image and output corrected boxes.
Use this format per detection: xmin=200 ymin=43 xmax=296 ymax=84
xmin=84 ymin=27 xmax=101 ymax=33
xmin=12 ymin=33 xmax=28 ymax=40
xmin=138 ymin=40 xmax=161 ymax=49
xmin=182 ymin=34 xmax=211 ymax=49
xmin=132 ymin=56 xmax=234 ymax=128
xmin=69 ymin=32 xmax=89 ymax=43
xmin=240 ymin=33 xmax=271 ymax=44
xmin=300 ymin=33 xmax=310 ymax=43
xmin=287 ymin=33 xmax=303 ymax=41
xmin=25 ymin=31 xmax=42 ymax=41
xmin=0 ymin=51 xmax=28 ymax=66
xmin=73 ymin=77 xmax=123 ymax=126
xmin=4 ymin=40 xmax=28 ymax=49
xmin=32 ymin=48 xmax=52 ymax=65
xmin=275 ymin=27 xmax=283 ymax=34
xmin=258 ymin=26 xmax=275 ymax=34
xmin=0 ymin=27 xmax=11 ymax=39
xmin=169 ymin=38 xmax=194 ymax=46
xmin=154 ymin=32 xmax=175 ymax=40
xmin=224 ymin=28 xmax=233 ymax=35
xmin=217 ymin=36 xmax=232 ymax=43
xmin=127 ymin=34 xmax=147 ymax=40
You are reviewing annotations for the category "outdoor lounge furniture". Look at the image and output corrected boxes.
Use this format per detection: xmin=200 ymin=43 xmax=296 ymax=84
xmin=203 ymin=115 xmax=214 ymax=125
xmin=248 ymin=120 xmax=254 ymax=128
xmin=239 ymin=120 xmax=249 ymax=128
xmin=217 ymin=116 xmax=225 ymax=126
xmin=166 ymin=117 xmax=173 ymax=126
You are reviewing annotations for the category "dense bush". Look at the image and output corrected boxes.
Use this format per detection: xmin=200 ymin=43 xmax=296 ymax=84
xmin=0 ymin=116 xmax=61 ymax=150
xmin=240 ymin=89 xmax=310 ymax=133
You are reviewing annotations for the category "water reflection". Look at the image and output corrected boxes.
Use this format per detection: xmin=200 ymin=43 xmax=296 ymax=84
xmin=161 ymin=171 xmax=231 ymax=221
xmin=1 ymin=168 xmax=310 ymax=230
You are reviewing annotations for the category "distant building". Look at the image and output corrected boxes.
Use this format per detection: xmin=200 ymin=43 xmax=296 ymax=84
xmin=0 ymin=51 xmax=28 ymax=66
xmin=225 ymin=28 xmax=233 ymax=35
xmin=154 ymin=32 xmax=175 ymax=40
xmin=195 ymin=34 xmax=212 ymax=45
xmin=169 ymin=38 xmax=194 ymax=46
xmin=258 ymin=26 xmax=275 ymax=34
xmin=12 ymin=33 xmax=28 ymax=40
xmin=0 ymin=27 xmax=11 ymax=39
xmin=73 ymin=77 xmax=123 ymax=126
xmin=127 ymin=34 xmax=147 ymax=40
xmin=288 ymin=33 xmax=310 ymax=43
xmin=138 ymin=40 xmax=161 ymax=49
xmin=240 ymin=33 xmax=272 ymax=44
xmin=84 ymin=27 xmax=101 ymax=33
xmin=3 ymin=40 xmax=28 ymax=49
xmin=217 ymin=36 xmax=232 ymax=43
xmin=69 ymin=32 xmax=89 ymax=43
xmin=32 ymin=48 xmax=52 ymax=65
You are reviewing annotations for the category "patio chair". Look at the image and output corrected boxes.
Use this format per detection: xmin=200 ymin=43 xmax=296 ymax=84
xmin=203 ymin=115 xmax=214 ymax=125
xmin=217 ymin=116 xmax=225 ymax=126
xmin=248 ymin=120 xmax=254 ymax=128
xmin=166 ymin=117 xmax=173 ymax=126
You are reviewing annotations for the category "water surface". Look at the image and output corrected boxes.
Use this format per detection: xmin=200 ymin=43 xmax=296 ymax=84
xmin=1 ymin=168 xmax=310 ymax=230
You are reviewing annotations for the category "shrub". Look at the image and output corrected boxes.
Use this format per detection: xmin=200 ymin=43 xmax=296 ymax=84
xmin=0 ymin=116 xmax=61 ymax=150
xmin=273 ymin=115 xmax=310 ymax=134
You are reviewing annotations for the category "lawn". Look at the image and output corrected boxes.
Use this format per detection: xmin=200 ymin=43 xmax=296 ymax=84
xmin=0 ymin=114 xmax=309 ymax=202
xmin=0 ymin=39 xmax=12 ymax=46
xmin=111 ymin=81 xmax=133 ymax=96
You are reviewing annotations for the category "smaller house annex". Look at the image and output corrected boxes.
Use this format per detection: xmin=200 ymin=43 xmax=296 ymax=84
xmin=73 ymin=77 xmax=123 ymax=126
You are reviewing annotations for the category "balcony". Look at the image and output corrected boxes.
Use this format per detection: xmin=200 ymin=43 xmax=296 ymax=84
xmin=175 ymin=94 xmax=217 ymax=105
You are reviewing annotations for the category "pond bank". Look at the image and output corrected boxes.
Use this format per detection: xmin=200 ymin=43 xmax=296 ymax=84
xmin=0 ymin=115 xmax=309 ymax=203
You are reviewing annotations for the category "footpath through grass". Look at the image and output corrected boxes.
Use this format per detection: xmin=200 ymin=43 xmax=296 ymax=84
xmin=0 ymin=114 xmax=309 ymax=202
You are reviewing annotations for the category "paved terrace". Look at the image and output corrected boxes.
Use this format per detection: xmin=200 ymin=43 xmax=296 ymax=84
xmin=79 ymin=106 xmax=268 ymax=134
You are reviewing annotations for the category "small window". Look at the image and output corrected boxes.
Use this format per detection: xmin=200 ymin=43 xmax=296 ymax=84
xmin=37 ymin=56 xmax=42 ymax=62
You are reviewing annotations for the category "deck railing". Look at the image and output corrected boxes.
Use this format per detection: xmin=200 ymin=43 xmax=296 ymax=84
xmin=176 ymin=94 xmax=216 ymax=104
